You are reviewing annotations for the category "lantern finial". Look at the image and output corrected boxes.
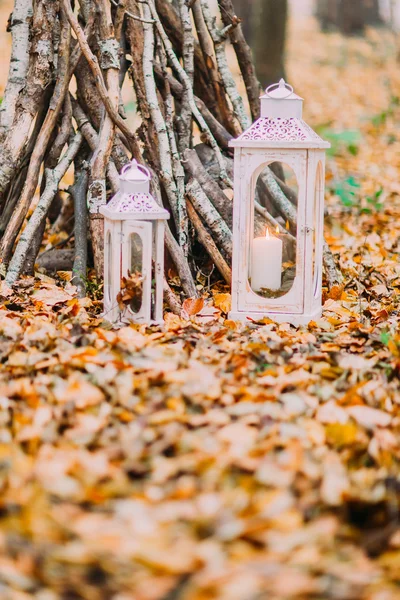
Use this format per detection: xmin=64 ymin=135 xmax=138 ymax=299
xmin=119 ymin=160 xmax=151 ymax=194
xmin=121 ymin=160 xmax=151 ymax=183
xmin=260 ymin=79 xmax=302 ymax=119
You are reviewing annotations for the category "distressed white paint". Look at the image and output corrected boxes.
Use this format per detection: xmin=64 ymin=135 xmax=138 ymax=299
xmin=101 ymin=161 xmax=169 ymax=326
xmin=229 ymin=82 xmax=330 ymax=326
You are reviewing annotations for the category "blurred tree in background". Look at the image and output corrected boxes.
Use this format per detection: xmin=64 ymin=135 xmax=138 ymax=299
xmin=316 ymin=0 xmax=382 ymax=34
xmin=234 ymin=0 xmax=288 ymax=88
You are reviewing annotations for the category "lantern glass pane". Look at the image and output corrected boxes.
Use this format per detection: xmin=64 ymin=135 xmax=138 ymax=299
xmin=249 ymin=163 xmax=298 ymax=299
xmin=129 ymin=232 xmax=144 ymax=314
xmin=313 ymin=162 xmax=323 ymax=298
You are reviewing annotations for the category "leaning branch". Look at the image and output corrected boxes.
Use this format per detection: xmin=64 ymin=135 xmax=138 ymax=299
xmin=0 ymin=5 xmax=72 ymax=265
xmin=0 ymin=0 xmax=33 ymax=137
xmin=186 ymin=199 xmax=232 ymax=285
xmin=62 ymin=0 xmax=140 ymax=157
xmin=5 ymin=132 xmax=83 ymax=286
xmin=217 ymin=0 xmax=262 ymax=122
xmin=186 ymin=178 xmax=233 ymax=258
xmin=146 ymin=0 xmax=232 ymax=187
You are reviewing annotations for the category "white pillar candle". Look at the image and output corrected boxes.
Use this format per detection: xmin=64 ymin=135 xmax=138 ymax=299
xmin=250 ymin=228 xmax=283 ymax=292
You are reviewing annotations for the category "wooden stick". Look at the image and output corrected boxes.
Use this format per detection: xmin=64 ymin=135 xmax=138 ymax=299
xmin=178 ymin=0 xmax=195 ymax=151
xmin=0 ymin=5 xmax=72 ymax=266
xmin=186 ymin=178 xmax=233 ymax=258
xmin=217 ymin=0 xmax=262 ymax=122
xmin=191 ymin=0 xmax=236 ymax=134
xmin=62 ymin=0 xmax=140 ymax=157
xmin=147 ymin=0 xmax=232 ymax=187
xmin=200 ymin=0 xmax=250 ymax=132
xmin=323 ymin=241 xmax=343 ymax=290
xmin=143 ymin=3 xmax=188 ymax=252
xmin=0 ymin=0 xmax=33 ymax=137
xmin=71 ymin=165 xmax=89 ymax=298
xmin=0 ymin=0 xmax=56 ymax=201
xmin=5 ymin=133 xmax=83 ymax=286
xmin=183 ymin=148 xmax=232 ymax=226
xmin=187 ymin=199 xmax=232 ymax=285
xmin=164 ymin=277 xmax=182 ymax=315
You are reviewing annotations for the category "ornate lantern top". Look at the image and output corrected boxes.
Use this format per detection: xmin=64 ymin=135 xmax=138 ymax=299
xmin=100 ymin=160 xmax=170 ymax=221
xmin=230 ymin=79 xmax=330 ymax=150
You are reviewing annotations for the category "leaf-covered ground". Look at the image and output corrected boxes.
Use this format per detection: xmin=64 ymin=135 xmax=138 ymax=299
xmin=1 ymin=19 xmax=400 ymax=600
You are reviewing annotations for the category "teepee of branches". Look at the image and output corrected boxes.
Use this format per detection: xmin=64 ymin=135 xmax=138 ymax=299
xmin=0 ymin=0 xmax=341 ymax=309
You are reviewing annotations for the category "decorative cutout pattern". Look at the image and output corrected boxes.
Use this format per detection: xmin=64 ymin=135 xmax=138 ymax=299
xmin=107 ymin=193 xmax=163 ymax=214
xmin=239 ymin=118 xmax=323 ymax=143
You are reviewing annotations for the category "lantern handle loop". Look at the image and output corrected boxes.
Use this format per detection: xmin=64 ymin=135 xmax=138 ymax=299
xmin=266 ymin=79 xmax=294 ymax=99
xmin=121 ymin=160 xmax=151 ymax=180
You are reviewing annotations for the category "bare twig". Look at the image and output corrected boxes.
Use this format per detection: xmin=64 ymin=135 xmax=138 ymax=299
xmin=110 ymin=0 xmax=155 ymax=24
xmin=72 ymin=99 xmax=120 ymax=192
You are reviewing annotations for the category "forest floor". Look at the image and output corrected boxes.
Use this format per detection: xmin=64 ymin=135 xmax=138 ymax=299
xmin=1 ymin=16 xmax=400 ymax=600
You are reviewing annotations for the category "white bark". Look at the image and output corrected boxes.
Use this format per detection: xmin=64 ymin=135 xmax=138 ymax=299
xmin=0 ymin=0 xmax=33 ymax=136
xmin=200 ymin=0 xmax=251 ymax=131
xmin=143 ymin=3 xmax=187 ymax=250
xmin=5 ymin=133 xmax=83 ymax=286
xmin=178 ymin=0 xmax=194 ymax=151
xmin=186 ymin=178 xmax=233 ymax=258
xmin=146 ymin=0 xmax=232 ymax=187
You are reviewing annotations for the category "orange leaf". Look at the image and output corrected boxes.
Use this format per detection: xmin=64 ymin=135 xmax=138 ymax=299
xmin=181 ymin=297 xmax=204 ymax=317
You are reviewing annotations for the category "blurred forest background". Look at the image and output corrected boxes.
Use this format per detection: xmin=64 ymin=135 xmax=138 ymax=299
xmin=1 ymin=0 xmax=400 ymax=100
xmin=232 ymin=0 xmax=400 ymax=87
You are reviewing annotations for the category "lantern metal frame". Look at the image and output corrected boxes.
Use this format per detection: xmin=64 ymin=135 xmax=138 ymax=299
xmin=100 ymin=162 xmax=169 ymax=325
xmin=229 ymin=80 xmax=330 ymax=326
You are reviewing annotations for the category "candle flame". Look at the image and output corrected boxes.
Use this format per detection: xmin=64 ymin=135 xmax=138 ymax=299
xmin=276 ymin=225 xmax=280 ymax=235
xmin=265 ymin=228 xmax=270 ymax=240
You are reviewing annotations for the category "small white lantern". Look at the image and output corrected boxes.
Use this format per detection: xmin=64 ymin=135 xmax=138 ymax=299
xmin=229 ymin=80 xmax=330 ymax=326
xmin=100 ymin=161 xmax=169 ymax=325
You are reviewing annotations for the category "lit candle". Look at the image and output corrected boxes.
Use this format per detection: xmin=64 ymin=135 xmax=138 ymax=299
xmin=250 ymin=227 xmax=283 ymax=292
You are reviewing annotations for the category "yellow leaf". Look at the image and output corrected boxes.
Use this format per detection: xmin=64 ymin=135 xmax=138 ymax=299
xmin=213 ymin=292 xmax=231 ymax=314
xmin=325 ymin=423 xmax=358 ymax=447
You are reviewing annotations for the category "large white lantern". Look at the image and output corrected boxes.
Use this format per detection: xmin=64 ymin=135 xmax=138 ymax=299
xmin=100 ymin=161 xmax=169 ymax=325
xmin=229 ymin=80 xmax=330 ymax=326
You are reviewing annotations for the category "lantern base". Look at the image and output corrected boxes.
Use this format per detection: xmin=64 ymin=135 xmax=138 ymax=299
xmin=228 ymin=308 xmax=322 ymax=327
xmin=101 ymin=314 xmax=164 ymax=328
